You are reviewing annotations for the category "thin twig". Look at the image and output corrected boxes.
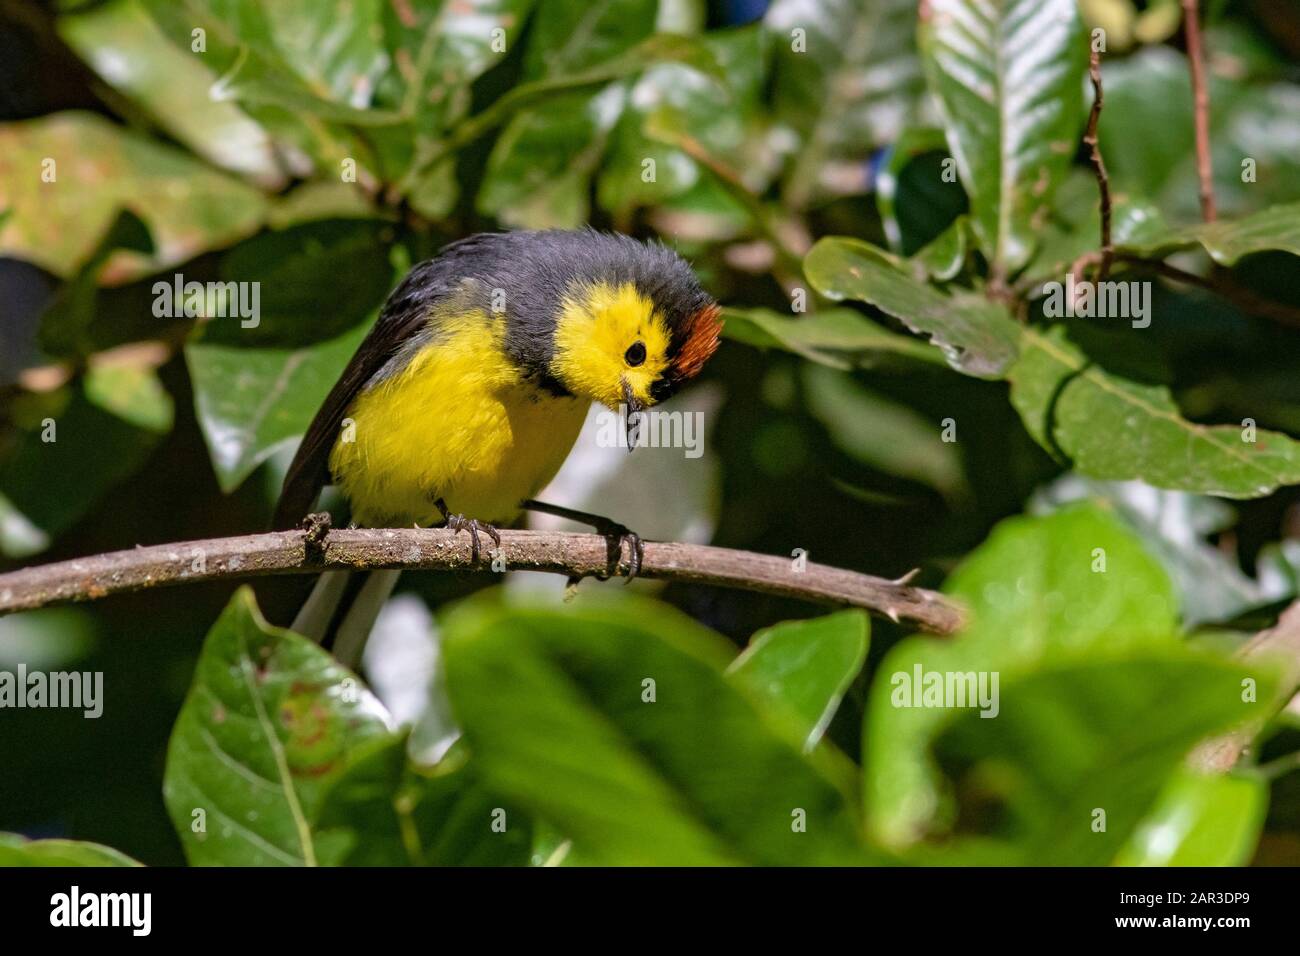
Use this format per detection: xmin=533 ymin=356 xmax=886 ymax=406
xmin=1082 ymin=40 xmax=1113 ymax=282
xmin=1182 ymin=0 xmax=1217 ymax=222
xmin=1192 ymin=600 xmax=1300 ymax=773
xmin=0 ymin=528 xmax=967 ymax=635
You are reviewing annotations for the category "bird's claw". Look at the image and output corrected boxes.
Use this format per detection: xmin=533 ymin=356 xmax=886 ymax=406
xmin=594 ymin=520 xmax=643 ymax=582
xmin=446 ymin=513 xmax=501 ymax=562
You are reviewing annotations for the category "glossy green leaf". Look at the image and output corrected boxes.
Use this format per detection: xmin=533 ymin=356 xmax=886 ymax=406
xmin=1009 ymin=326 xmax=1300 ymax=498
xmin=442 ymin=594 xmax=873 ymax=865
xmin=1030 ymin=475 xmax=1286 ymax=627
xmin=766 ymin=0 xmax=923 ymax=207
xmin=59 ymin=0 xmax=284 ymax=187
xmin=186 ymin=319 xmax=370 ymax=492
xmin=163 ymin=588 xmax=392 ymax=866
xmin=374 ymin=0 xmax=535 ymax=145
xmin=721 ymin=306 xmax=945 ymax=369
xmin=477 ymin=0 xmax=661 ymax=228
xmin=314 ymin=736 xmax=533 ymax=866
xmin=804 ymin=236 xmax=1021 ymax=378
xmin=1125 ymin=201 xmax=1300 ymax=267
xmin=478 ymin=87 xmax=627 ymax=229
xmin=0 ymin=834 xmax=141 ymax=867
xmin=727 ymin=611 xmax=868 ymax=752
xmin=804 ymin=365 xmax=968 ymax=501
xmin=1115 ymin=769 xmax=1268 ymax=866
xmin=912 ymin=216 xmax=970 ymax=281
xmin=865 ymin=504 xmax=1179 ymax=846
xmin=0 ymin=112 xmax=267 ymax=281
xmin=599 ymin=26 xmax=763 ymax=218
xmin=919 ymin=0 xmax=1087 ymax=276
xmin=522 ymin=0 xmax=658 ymax=79
xmin=932 ymin=653 xmax=1278 ymax=864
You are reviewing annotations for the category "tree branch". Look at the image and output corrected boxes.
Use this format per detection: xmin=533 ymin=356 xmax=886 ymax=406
xmin=0 ymin=527 xmax=967 ymax=635
xmin=1081 ymin=39 xmax=1113 ymax=282
xmin=1182 ymin=0 xmax=1217 ymax=222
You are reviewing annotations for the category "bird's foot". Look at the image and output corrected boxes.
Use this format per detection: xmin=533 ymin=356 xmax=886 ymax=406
xmin=591 ymin=518 xmax=643 ymax=582
xmin=436 ymin=499 xmax=500 ymax=562
xmin=517 ymin=499 xmax=644 ymax=582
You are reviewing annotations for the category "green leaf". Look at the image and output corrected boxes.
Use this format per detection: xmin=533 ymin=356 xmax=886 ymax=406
xmin=804 ymin=236 xmax=1021 ymax=378
xmin=477 ymin=0 xmax=684 ymax=228
xmin=804 ymin=365 xmax=969 ymax=501
xmin=0 ymin=112 xmax=267 ymax=281
xmin=727 ymin=611 xmax=869 ymax=752
xmin=864 ymin=504 xmax=1179 ymax=846
xmin=932 ymin=653 xmax=1278 ymax=864
xmin=314 ymin=736 xmax=533 ymax=866
xmin=58 ymin=0 xmax=284 ymax=187
xmin=0 ymin=365 xmax=173 ymax=558
xmin=381 ymin=0 xmax=535 ymax=125
xmin=138 ymin=0 xmax=374 ymax=172
xmin=442 ymin=594 xmax=873 ymax=865
xmin=478 ymin=87 xmax=627 ymax=229
xmin=0 ymin=834 xmax=141 ymax=867
xmin=186 ymin=319 xmax=370 ymax=492
xmin=912 ymin=216 xmax=970 ymax=281
xmin=1114 ymin=769 xmax=1268 ymax=866
xmin=1030 ymin=475 xmax=1285 ymax=628
xmin=766 ymin=0 xmax=923 ymax=208
xmin=1125 ymin=201 xmax=1300 ymax=267
xmin=919 ymin=0 xmax=1088 ymax=276
xmin=156 ymin=0 xmax=389 ymax=116
xmin=163 ymin=587 xmax=392 ymax=866
xmin=721 ymin=306 xmax=945 ymax=369
xmin=599 ymin=26 xmax=764 ymax=218
xmin=522 ymin=0 xmax=659 ymax=79
xmin=1009 ymin=326 xmax=1300 ymax=498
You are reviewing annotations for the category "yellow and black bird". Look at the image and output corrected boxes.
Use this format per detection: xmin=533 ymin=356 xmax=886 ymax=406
xmin=273 ymin=228 xmax=721 ymax=659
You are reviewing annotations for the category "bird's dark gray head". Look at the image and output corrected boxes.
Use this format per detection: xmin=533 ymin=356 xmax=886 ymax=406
xmin=439 ymin=229 xmax=721 ymax=409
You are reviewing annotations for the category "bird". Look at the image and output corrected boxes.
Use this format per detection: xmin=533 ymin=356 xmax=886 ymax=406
xmin=272 ymin=228 xmax=722 ymax=662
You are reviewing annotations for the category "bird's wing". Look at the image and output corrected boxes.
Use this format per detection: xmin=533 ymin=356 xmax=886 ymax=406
xmin=271 ymin=236 xmax=500 ymax=529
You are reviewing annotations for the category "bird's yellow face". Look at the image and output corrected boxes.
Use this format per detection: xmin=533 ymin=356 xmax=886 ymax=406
xmin=551 ymin=281 xmax=673 ymax=411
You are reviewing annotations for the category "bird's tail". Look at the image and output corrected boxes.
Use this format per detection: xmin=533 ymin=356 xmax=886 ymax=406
xmin=290 ymin=569 xmax=402 ymax=669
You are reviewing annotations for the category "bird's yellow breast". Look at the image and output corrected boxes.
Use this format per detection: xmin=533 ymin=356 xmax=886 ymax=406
xmin=329 ymin=310 xmax=589 ymax=527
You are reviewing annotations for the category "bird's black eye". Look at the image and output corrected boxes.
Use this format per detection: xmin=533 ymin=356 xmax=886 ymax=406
xmin=625 ymin=341 xmax=647 ymax=367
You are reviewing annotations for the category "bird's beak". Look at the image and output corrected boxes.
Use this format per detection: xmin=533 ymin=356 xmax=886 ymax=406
xmin=622 ymin=379 xmax=642 ymax=453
